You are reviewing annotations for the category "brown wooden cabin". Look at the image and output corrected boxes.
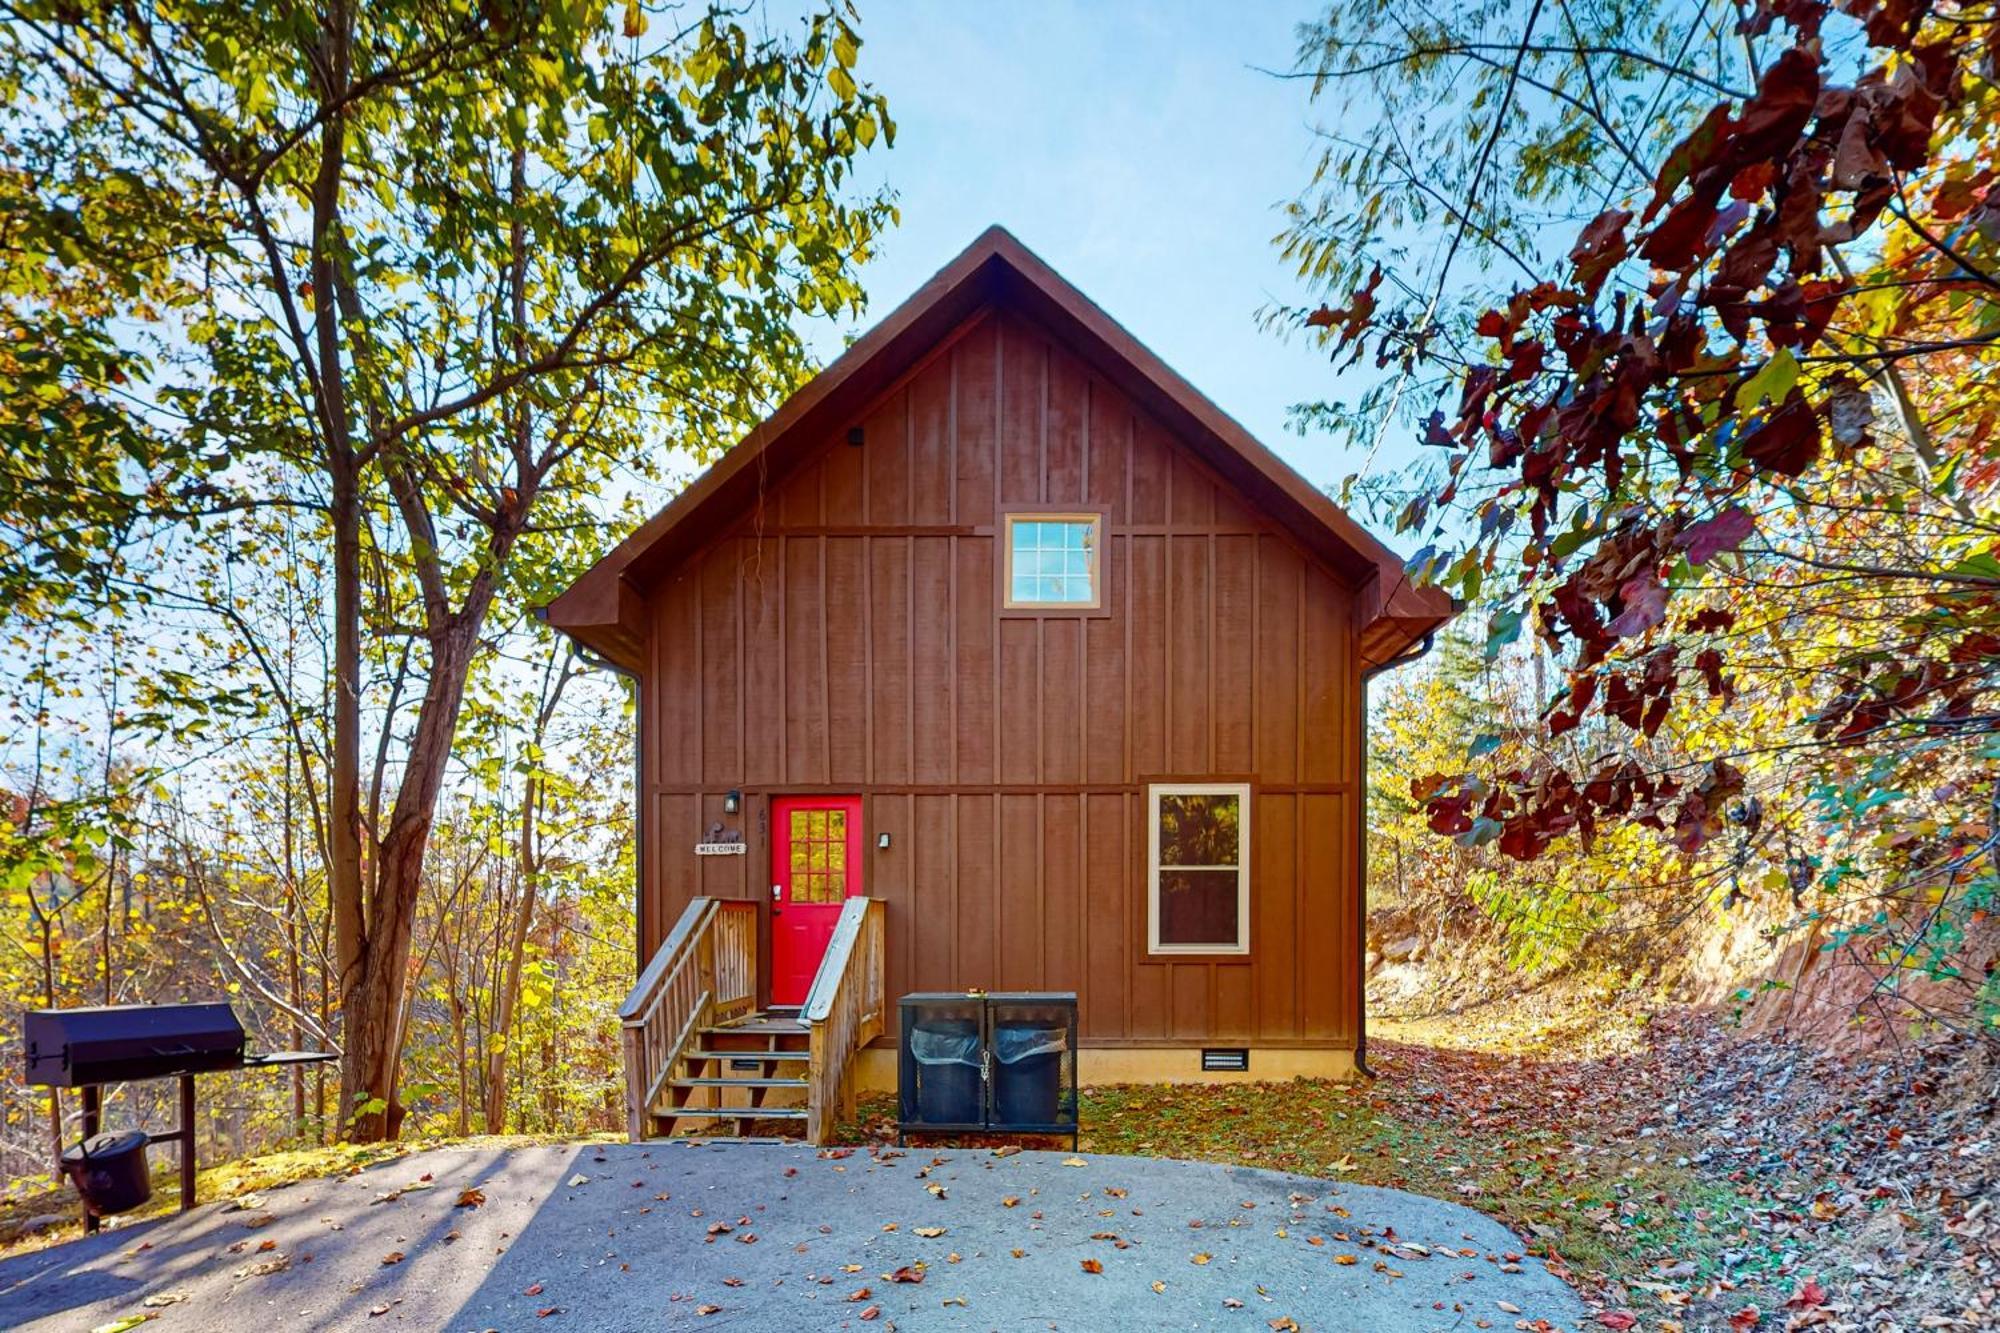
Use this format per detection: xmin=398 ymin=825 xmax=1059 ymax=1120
xmin=545 ymin=227 xmax=1452 ymax=1142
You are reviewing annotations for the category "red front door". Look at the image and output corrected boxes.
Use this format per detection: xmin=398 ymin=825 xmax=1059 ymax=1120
xmin=770 ymin=795 xmax=864 ymax=1006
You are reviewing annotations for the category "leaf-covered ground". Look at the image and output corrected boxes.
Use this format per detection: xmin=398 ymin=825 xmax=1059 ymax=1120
xmin=843 ymin=997 xmax=1998 ymax=1331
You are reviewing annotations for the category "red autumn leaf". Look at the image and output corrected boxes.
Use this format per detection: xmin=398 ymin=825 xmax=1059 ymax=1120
xmin=1689 ymin=607 xmax=1736 ymax=633
xmin=1729 ymin=161 xmax=1778 ymax=200
xmin=1599 ymin=1314 xmax=1639 ymax=1331
xmin=1732 ymin=48 xmax=1821 ymax=163
xmin=1728 ymin=1306 xmax=1762 ymax=1331
xmin=1695 ymin=648 xmax=1732 ymax=701
xmin=1739 ymin=396 xmax=1821 ymax=476
xmin=1080 ymin=1257 xmax=1103 ymax=1274
xmin=1641 ymin=189 xmax=1722 ymax=270
xmin=1677 ymin=505 xmax=1756 ymax=565
xmin=1786 ymin=1278 xmax=1829 ymax=1310
xmin=1608 ymin=573 xmax=1669 ymax=638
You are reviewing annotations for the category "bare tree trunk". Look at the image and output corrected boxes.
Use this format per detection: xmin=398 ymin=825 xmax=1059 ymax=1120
xmin=484 ymin=645 xmax=571 ymax=1133
xmin=309 ymin=0 xmax=374 ymax=1141
xmin=484 ymin=787 xmax=537 ymax=1134
xmin=341 ymin=612 xmax=491 ymax=1138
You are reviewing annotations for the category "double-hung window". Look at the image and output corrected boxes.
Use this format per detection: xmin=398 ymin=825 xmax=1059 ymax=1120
xmin=1147 ymin=783 xmax=1251 ymax=955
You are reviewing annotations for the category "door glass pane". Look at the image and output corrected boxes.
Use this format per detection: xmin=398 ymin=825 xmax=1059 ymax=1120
xmin=1158 ymin=792 xmax=1240 ymax=867
xmin=786 ymin=805 xmax=851 ymax=904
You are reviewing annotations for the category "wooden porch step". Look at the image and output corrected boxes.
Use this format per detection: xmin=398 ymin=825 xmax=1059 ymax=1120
xmin=704 ymin=1018 xmax=807 ymax=1036
xmin=686 ymin=1048 xmax=809 ymax=1062
xmin=670 ymin=1076 xmax=806 ymax=1089
xmin=666 ymin=1106 xmax=808 ymax=1121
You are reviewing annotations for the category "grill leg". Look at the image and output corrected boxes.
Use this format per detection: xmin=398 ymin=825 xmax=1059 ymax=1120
xmin=178 ymin=1075 xmax=196 ymax=1212
xmin=80 ymin=1085 xmax=100 ymax=1235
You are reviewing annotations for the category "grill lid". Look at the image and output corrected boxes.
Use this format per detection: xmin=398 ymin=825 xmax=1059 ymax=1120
xmin=24 ymin=1003 xmax=247 ymax=1087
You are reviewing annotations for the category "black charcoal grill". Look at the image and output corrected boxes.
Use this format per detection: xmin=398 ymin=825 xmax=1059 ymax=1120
xmin=22 ymin=1002 xmax=333 ymax=1229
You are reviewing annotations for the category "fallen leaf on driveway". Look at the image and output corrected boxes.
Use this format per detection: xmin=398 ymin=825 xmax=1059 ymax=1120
xmin=888 ymin=1265 xmax=925 ymax=1283
xmin=848 ymin=1287 xmax=872 ymax=1301
xmin=914 ymin=1226 xmax=947 ymax=1237
xmin=695 ymin=1305 xmax=720 ymax=1316
xmin=1191 ymin=1252 xmax=1212 ymax=1265
xmin=455 ymin=1188 xmax=485 ymax=1208
xmin=858 ymin=1306 xmax=880 ymax=1321
xmin=87 ymin=1317 xmax=156 ymax=1333
xmin=566 ymin=1174 xmax=589 ymax=1187
xmin=140 ymin=1294 xmax=187 ymax=1308
xmin=524 ymin=1283 xmax=543 ymax=1297
xmin=1080 ymin=1258 xmax=1103 ymax=1274
xmin=381 ymin=1251 xmax=404 ymax=1266
xmin=1062 ymin=1157 xmax=1088 ymax=1167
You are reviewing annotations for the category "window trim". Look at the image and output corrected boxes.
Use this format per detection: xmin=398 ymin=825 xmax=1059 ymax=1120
xmin=1000 ymin=511 xmax=1105 ymax=612
xmin=1146 ymin=781 xmax=1252 ymax=957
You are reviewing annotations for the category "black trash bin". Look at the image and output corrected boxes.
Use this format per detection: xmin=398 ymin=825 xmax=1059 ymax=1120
xmin=909 ymin=1019 xmax=982 ymax=1124
xmin=61 ymin=1130 xmax=152 ymax=1216
xmin=991 ymin=1022 xmax=1066 ymax=1126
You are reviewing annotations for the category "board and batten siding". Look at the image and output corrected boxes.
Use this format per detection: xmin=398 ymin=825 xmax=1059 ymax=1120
xmin=639 ymin=309 xmax=1362 ymax=1048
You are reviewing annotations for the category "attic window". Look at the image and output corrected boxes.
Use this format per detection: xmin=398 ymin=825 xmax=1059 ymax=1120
xmin=1003 ymin=514 xmax=1101 ymax=609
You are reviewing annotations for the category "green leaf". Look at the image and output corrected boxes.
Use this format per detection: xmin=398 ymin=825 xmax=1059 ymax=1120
xmin=1734 ymin=348 xmax=1800 ymax=412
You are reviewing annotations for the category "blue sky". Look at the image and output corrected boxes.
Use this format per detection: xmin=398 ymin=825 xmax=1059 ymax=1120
xmin=796 ymin=2 xmax=1409 ymax=513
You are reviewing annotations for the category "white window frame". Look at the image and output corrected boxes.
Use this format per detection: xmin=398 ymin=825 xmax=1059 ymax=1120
xmin=1146 ymin=782 xmax=1251 ymax=956
xmin=1001 ymin=512 xmax=1103 ymax=610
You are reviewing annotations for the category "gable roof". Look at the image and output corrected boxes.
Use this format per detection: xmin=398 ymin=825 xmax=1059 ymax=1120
xmin=543 ymin=226 xmax=1452 ymax=671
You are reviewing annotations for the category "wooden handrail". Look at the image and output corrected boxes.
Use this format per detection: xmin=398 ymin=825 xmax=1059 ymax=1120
xmin=620 ymin=898 xmax=714 ymax=1024
xmin=804 ymin=897 xmax=886 ymax=1145
xmin=619 ymin=897 xmax=758 ymax=1140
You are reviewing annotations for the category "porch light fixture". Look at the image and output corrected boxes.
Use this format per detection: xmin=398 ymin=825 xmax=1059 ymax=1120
xmin=723 ymin=789 xmax=741 ymax=814
xmin=877 ymin=831 xmax=891 ymax=850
